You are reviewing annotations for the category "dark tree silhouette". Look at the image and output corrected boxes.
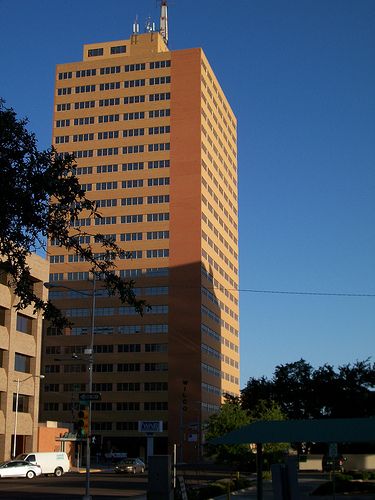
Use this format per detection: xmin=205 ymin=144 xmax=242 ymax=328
xmin=241 ymin=358 xmax=375 ymax=419
xmin=0 ymin=99 xmax=146 ymax=326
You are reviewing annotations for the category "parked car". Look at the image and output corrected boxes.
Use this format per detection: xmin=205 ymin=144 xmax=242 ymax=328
xmin=0 ymin=460 xmax=42 ymax=479
xmin=114 ymin=458 xmax=145 ymax=474
xmin=322 ymin=454 xmax=345 ymax=473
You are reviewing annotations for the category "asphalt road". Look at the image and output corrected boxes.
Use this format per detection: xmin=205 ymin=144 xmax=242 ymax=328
xmin=0 ymin=472 xmax=148 ymax=499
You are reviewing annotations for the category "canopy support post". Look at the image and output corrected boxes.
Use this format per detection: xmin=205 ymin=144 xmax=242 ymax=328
xmin=256 ymin=442 xmax=263 ymax=500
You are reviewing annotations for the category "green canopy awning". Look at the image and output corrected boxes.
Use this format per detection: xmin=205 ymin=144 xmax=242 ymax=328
xmin=211 ymin=417 xmax=375 ymax=444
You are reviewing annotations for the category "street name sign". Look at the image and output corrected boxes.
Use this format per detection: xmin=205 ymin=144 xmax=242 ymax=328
xmin=79 ymin=392 xmax=101 ymax=402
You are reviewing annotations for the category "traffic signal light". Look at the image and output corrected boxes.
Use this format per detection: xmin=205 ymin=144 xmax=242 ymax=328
xmin=83 ymin=408 xmax=89 ymax=435
xmin=77 ymin=410 xmax=85 ymax=438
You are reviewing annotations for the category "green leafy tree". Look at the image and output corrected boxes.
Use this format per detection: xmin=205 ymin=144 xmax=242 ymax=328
xmin=205 ymin=396 xmax=251 ymax=463
xmin=249 ymin=400 xmax=289 ymax=467
xmin=0 ymin=99 xmax=145 ymax=326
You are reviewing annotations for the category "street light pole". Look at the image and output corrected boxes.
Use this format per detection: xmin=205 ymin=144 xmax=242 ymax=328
xmin=13 ymin=374 xmax=45 ymax=458
xmin=84 ymin=274 xmax=96 ymax=500
xmin=44 ymin=277 xmax=97 ymax=500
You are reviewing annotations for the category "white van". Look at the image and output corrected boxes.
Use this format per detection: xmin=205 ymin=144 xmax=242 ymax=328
xmin=16 ymin=452 xmax=70 ymax=476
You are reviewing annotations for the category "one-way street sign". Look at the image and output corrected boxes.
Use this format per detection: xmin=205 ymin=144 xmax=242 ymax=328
xmin=79 ymin=392 xmax=101 ymax=402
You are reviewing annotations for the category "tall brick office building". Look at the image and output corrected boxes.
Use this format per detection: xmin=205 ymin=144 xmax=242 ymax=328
xmin=41 ymin=10 xmax=239 ymax=461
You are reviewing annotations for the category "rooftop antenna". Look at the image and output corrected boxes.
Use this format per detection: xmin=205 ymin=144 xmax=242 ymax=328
xmin=159 ymin=0 xmax=168 ymax=46
xmin=132 ymin=15 xmax=140 ymax=34
xmin=145 ymin=16 xmax=156 ymax=33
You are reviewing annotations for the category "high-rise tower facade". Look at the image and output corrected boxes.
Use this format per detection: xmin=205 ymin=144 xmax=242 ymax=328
xmin=41 ymin=27 xmax=239 ymax=461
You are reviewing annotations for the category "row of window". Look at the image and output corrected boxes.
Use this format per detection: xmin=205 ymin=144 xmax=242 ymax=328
xmin=57 ymin=77 xmax=170 ymax=95
xmin=63 ymin=304 xmax=168 ymax=318
xmin=202 ymin=343 xmax=238 ymax=369
xmin=202 ymin=160 xmax=237 ymax=216
xmin=202 ymin=230 xmax=238 ymax=277
xmin=56 ymin=93 xmax=170 ymax=111
xmin=49 ymin=267 xmax=169 ymax=283
xmin=45 ymin=382 xmax=167 ymax=393
xmin=71 ymin=202 xmax=170 ymax=229
xmin=46 ymin=343 xmax=167 ymax=355
xmin=44 ymin=401 xmax=168 ymax=412
xmin=58 ymin=143 xmax=171 ymax=158
xmin=55 ymin=109 xmax=170 ymax=127
xmin=51 ymin=228 xmax=169 ymax=262
xmin=45 ymin=362 xmax=168 ymax=373
xmin=202 ymin=362 xmax=239 ymax=386
xmin=201 ymin=265 xmax=238 ymax=311
xmin=73 ymin=160 xmax=170 ymax=175
xmin=51 ymin=213 xmax=169 ymax=246
xmin=58 ymin=60 xmax=170 ymax=80
xmin=203 ymin=175 xmax=238 ymax=224
xmin=55 ymin=126 xmax=170 ymax=142
xmin=201 ymin=60 xmax=236 ymax=134
xmin=202 ymin=194 xmax=237 ymax=247
xmin=201 ymin=135 xmax=237 ymax=195
xmin=72 ymin=177 xmax=170 ymax=191
xmin=46 ymin=324 xmax=168 ymax=336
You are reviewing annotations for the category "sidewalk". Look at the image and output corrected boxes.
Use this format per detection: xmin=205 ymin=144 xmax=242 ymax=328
xmin=211 ymin=480 xmax=375 ymax=499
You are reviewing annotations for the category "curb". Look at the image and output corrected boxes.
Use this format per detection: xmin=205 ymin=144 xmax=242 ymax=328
xmin=71 ymin=468 xmax=114 ymax=474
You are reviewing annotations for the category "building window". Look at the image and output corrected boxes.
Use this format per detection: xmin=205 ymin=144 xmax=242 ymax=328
xmin=98 ymin=114 xmax=119 ymax=123
xmin=125 ymin=63 xmax=146 ymax=72
xmin=110 ymin=45 xmax=126 ymax=54
xmin=75 ymin=85 xmax=96 ymax=93
xmin=0 ymin=306 xmax=6 ymax=326
xmin=74 ymin=117 xmax=95 ymax=126
xmin=117 ymin=402 xmax=140 ymax=411
xmin=76 ymin=69 xmax=96 ymax=78
xmin=58 ymin=72 xmax=72 ymax=80
xmin=144 ymin=324 xmax=168 ymax=334
xmin=118 ymin=344 xmax=141 ymax=353
xmin=145 ymin=343 xmax=168 ymax=353
xmin=44 ymin=402 xmax=59 ymax=411
xmin=117 ymin=382 xmax=140 ymax=391
xmin=14 ymin=353 xmax=31 ymax=373
xmin=92 ymin=383 xmax=113 ymax=391
xmin=145 ymin=363 xmax=168 ymax=372
xmin=93 ymin=364 xmax=113 ymax=372
xmin=149 ymin=60 xmax=171 ymax=69
xmin=44 ymin=364 xmax=60 ymax=373
xmin=100 ymin=66 xmax=120 ymax=75
xmin=144 ymin=402 xmax=168 ymax=411
xmin=124 ymin=79 xmax=145 ymax=88
xmin=88 ymin=48 xmax=103 ymax=57
xmin=144 ymin=382 xmax=168 ymax=391
xmin=124 ymin=95 xmax=145 ymax=104
xmin=92 ymin=402 xmax=112 ymax=411
xmin=149 ymin=76 xmax=171 ymax=85
xmin=99 ymin=82 xmax=120 ymax=91
xmin=117 ymin=363 xmax=140 ymax=372
xmin=44 ymin=384 xmax=60 ymax=392
xmin=92 ymin=422 xmax=113 ymax=431
xmin=13 ymin=394 xmax=29 ymax=412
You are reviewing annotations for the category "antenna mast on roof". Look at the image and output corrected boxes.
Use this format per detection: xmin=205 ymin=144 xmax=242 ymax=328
xmin=145 ymin=16 xmax=156 ymax=33
xmin=159 ymin=0 xmax=168 ymax=46
xmin=132 ymin=15 xmax=140 ymax=34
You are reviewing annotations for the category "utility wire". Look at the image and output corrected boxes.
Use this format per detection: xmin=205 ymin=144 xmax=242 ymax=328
xmin=235 ymin=289 xmax=375 ymax=298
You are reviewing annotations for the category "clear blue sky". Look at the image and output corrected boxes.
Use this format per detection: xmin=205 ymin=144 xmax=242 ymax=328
xmin=1 ymin=0 xmax=374 ymax=387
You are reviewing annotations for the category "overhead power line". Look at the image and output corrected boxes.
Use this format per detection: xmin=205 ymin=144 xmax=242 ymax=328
xmin=235 ymin=288 xmax=375 ymax=298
